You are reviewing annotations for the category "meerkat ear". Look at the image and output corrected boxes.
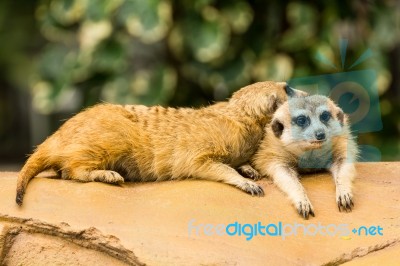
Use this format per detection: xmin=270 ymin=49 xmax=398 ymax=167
xmin=285 ymin=84 xmax=308 ymax=98
xmin=271 ymin=119 xmax=284 ymax=138
xmin=336 ymin=107 xmax=345 ymax=126
xmin=269 ymin=94 xmax=280 ymax=112
xmin=285 ymin=84 xmax=296 ymax=97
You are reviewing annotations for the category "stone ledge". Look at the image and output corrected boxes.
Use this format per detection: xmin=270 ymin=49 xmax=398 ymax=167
xmin=0 ymin=162 xmax=399 ymax=265
xmin=0 ymin=215 xmax=143 ymax=266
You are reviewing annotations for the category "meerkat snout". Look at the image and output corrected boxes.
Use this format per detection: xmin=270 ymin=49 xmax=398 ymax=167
xmin=315 ymin=129 xmax=326 ymax=141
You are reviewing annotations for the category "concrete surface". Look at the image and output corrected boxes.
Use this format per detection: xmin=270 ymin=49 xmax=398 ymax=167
xmin=0 ymin=162 xmax=399 ymax=265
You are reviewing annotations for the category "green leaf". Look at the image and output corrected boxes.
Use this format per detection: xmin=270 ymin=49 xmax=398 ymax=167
xmin=119 ymin=0 xmax=172 ymax=43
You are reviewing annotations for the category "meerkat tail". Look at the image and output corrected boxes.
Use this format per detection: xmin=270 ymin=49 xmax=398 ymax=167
xmin=16 ymin=147 xmax=50 ymax=206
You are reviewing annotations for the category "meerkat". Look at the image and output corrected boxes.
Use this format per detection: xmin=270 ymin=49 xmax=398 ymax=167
xmin=16 ymin=81 xmax=307 ymax=205
xmin=251 ymin=95 xmax=358 ymax=219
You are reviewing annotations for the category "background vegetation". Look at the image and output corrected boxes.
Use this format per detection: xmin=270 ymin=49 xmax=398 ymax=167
xmin=0 ymin=0 xmax=399 ymax=167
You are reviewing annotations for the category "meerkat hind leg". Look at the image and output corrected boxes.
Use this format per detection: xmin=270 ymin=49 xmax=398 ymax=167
xmin=62 ymin=168 xmax=124 ymax=184
xmin=196 ymin=162 xmax=264 ymax=196
xmin=237 ymin=164 xmax=262 ymax=181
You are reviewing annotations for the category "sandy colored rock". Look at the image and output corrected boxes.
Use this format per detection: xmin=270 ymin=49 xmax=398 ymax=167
xmin=0 ymin=216 xmax=143 ymax=265
xmin=5 ymin=231 xmax=129 ymax=266
xmin=0 ymin=162 xmax=399 ymax=265
xmin=342 ymin=244 xmax=400 ymax=266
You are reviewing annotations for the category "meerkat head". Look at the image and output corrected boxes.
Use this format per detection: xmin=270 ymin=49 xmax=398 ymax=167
xmin=228 ymin=81 xmax=307 ymax=118
xmin=271 ymin=95 xmax=347 ymax=152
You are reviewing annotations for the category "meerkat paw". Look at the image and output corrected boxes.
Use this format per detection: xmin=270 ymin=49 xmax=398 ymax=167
xmin=237 ymin=165 xmax=262 ymax=181
xmin=296 ymin=198 xmax=315 ymax=219
xmin=239 ymin=180 xmax=264 ymax=196
xmin=336 ymin=189 xmax=354 ymax=212
xmin=90 ymin=170 xmax=125 ymax=184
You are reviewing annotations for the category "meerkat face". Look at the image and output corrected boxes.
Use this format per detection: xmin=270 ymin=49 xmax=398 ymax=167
xmin=271 ymin=95 xmax=346 ymax=152
xmin=229 ymin=81 xmax=307 ymax=117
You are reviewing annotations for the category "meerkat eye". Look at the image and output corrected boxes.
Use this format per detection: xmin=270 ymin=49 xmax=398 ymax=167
xmin=295 ymin=115 xmax=308 ymax=127
xmin=320 ymin=111 xmax=331 ymax=123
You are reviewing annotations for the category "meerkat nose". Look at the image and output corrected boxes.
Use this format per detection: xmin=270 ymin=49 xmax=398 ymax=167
xmin=315 ymin=131 xmax=326 ymax=141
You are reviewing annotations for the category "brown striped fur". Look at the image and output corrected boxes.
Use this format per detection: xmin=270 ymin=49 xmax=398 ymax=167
xmin=16 ymin=81 xmax=306 ymax=205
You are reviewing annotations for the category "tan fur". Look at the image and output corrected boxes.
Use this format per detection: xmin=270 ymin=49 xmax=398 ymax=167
xmin=251 ymin=95 xmax=358 ymax=219
xmin=16 ymin=81 xmax=306 ymax=205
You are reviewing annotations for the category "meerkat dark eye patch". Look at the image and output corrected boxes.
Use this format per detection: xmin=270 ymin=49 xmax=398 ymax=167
xmin=320 ymin=111 xmax=331 ymax=123
xmin=272 ymin=119 xmax=284 ymax=138
xmin=294 ymin=115 xmax=309 ymax=127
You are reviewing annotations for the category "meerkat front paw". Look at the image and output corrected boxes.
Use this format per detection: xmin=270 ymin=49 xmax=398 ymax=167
xmin=336 ymin=189 xmax=354 ymax=212
xmin=237 ymin=164 xmax=262 ymax=181
xmin=240 ymin=180 xmax=264 ymax=196
xmin=90 ymin=170 xmax=125 ymax=184
xmin=296 ymin=198 xmax=315 ymax=219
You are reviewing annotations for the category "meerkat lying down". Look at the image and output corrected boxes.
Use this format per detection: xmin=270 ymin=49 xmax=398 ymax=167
xmin=16 ymin=81 xmax=307 ymax=205
xmin=252 ymin=95 xmax=358 ymax=219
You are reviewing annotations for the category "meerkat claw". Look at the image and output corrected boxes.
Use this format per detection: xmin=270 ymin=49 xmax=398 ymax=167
xmin=302 ymin=209 xmax=309 ymax=220
xmin=337 ymin=193 xmax=354 ymax=212
xmin=241 ymin=181 xmax=264 ymax=197
xmin=237 ymin=165 xmax=262 ymax=181
xmin=297 ymin=199 xmax=314 ymax=220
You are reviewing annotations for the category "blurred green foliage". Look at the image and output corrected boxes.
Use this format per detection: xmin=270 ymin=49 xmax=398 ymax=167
xmin=30 ymin=0 xmax=399 ymax=109
xmin=0 ymin=0 xmax=399 ymax=161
